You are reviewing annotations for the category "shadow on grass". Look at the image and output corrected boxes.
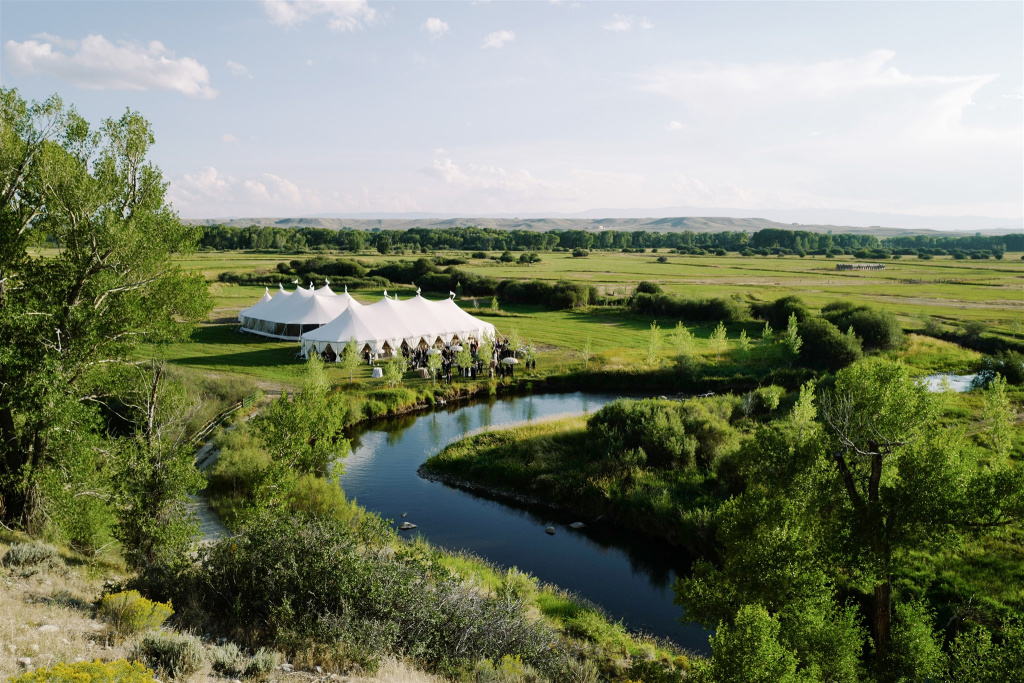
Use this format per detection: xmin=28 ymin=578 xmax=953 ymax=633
xmin=170 ymin=324 xmax=300 ymax=370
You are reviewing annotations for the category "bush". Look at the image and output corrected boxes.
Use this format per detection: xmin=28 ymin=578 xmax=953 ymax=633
xmin=753 ymin=296 xmax=810 ymax=329
xmin=631 ymin=292 xmax=747 ymax=322
xmin=588 ymin=399 xmax=696 ymax=469
xmin=99 ymin=591 xmax=174 ymax=638
xmin=635 ymin=281 xmax=663 ymax=295
xmin=134 ymin=632 xmax=205 ymax=681
xmin=246 ymin=648 xmax=280 ymax=679
xmin=9 ymin=660 xmax=156 ymax=683
xmin=2 ymin=541 xmax=61 ymax=568
xmin=471 ymin=251 xmax=488 ymax=259
xmin=977 ymin=351 xmax=1024 ymax=386
xmin=155 ymin=513 xmax=560 ymax=676
xmin=754 ymin=385 xmax=785 ymax=411
xmin=822 ymin=303 xmax=904 ymax=351
xmin=799 ymin=318 xmax=862 ymax=370
xmin=210 ymin=644 xmax=279 ymax=680
xmin=571 ymin=248 xmax=589 ymax=258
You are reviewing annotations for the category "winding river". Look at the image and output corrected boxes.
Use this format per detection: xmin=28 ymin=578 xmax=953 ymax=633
xmin=338 ymin=391 xmax=711 ymax=653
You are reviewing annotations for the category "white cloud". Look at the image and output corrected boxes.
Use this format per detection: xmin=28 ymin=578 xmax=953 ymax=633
xmin=423 ymin=155 xmax=581 ymax=206
xmin=168 ymin=166 xmax=421 ymax=216
xmin=481 ymin=30 xmax=515 ymax=49
xmin=226 ymin=60 xmax=252 ymax=78
xmin=603 ymin=14 xmax=652 ymax=32
xmin=221 ymin=133 xmax=238 ymax=144
xmin=664 ymin=120 xmax=683 ymax=131
xmin=421 ymin=17 xmax=449 ymax=40
xmin=263 ymin=0 xmax=377 ymax=32
xmin=4 ymin=33 xmax=216 ymax=98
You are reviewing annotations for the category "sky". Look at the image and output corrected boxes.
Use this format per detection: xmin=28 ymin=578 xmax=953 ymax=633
xmin=2 ymin=0 xmax=1022 ymax=223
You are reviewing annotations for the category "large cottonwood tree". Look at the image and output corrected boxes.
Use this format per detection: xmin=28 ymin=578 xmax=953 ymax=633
xmin=677 ymin=359 xmax=1023 ymax=681
xmin=0 ymin=88 xmax=209 ymax=546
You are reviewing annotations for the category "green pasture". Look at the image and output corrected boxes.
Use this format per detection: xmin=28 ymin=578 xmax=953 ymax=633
xmin=185 ymin=248 xmax=1024 ymax=336
xmin=144 ymin=249 xmax=1015 ymax=388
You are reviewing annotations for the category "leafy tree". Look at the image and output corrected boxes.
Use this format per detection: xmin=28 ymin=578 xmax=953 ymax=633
xmin=580 ymin=336 xmax=592 ymax=370
xmin=689 ymin=604 xmax=806 ymax=683
xmin=982 ymin=373 xmax=1015 ymax=458
xmin=646 ymin=321 xmax=662 ymax=366
xmin=783 ymin=313 xmax=802 ymax=362
xmin=455 ymin=345 xmax=473 ymax=378
xmin=0 ymin=89 xmax=210 ymax=542
xmin=671 ymin=321 xmax=694 ymax=359
xmin=427 ymin=349 xmax=443 ymax=387
xmin=677 ymin=358 xmax=1024 ymax=678
xmin=249 ymin=355 xmax=350 ymax=510
xmin=110 ymin=361 xmax=204 ymax=570
xmin=710 ymin=321 xmax=728 ymax=361
xmin=384 ymin=355 xmax=409 ymax=388
xmin=341 ymin=337 xmax=361 ymax=382
xmin=736 ymin=329 xmax=750 ymax=363
xmin=506 ymin=327 xmax=523 ymax=357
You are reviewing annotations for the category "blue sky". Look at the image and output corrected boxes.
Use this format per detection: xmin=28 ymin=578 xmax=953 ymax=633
xmin=2 ymin=1 xmax=1021 ymax=221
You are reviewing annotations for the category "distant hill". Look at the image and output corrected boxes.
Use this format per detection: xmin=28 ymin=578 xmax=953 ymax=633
xmin=181 ymin=215 xmax=1022 ymax=238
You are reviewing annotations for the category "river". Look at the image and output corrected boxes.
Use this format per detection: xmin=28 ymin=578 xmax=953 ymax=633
xmin=338 ymin=391 xmax=711 ymax=653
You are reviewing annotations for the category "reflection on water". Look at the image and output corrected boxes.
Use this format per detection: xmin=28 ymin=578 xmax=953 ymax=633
xmin=340 ymin=391 xmax=711 ymax=652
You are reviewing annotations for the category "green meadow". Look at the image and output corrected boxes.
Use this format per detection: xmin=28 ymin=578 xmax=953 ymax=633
xmin=151 ymin=248 xmax=1022 ymax=389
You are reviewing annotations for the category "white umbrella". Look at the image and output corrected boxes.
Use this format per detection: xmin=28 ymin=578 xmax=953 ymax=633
xmin=427 ymin=348 xmax=442 ymax=356
xmin=502 ymin=357 xmax=519 ymax=365
xmin=451 ymin=345 xmax=464 ymax=352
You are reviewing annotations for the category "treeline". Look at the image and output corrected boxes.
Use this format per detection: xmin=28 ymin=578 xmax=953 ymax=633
xmin=198 ymin=223 xmax=1023 ymax=256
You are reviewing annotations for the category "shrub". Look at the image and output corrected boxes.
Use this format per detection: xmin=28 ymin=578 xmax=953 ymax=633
xmin=134 ymin=632 xmax=205 ymax=681
xmin=588 ymin=399 xmax=696 ymax=469
xmin=8 ymin=660 xmax=156 ymax=683
xmin=99 ymin=590 xmax=174 ymax=637
xmin=471 ymin=251 xmax=488 ymax=259
xmin=2 ymin=541 xmax=61 ymax=568
xmin=822 ymin=303 xmax=904 ymax=351
xmin=799 ymin=318 xmax=862 ymax=370
xmin=977 ymin=351 xmax=1024 ymax=386
xmin=209 ymin=643 xmax=246 ymax=678
xmin=754 ymin=385 xmax=785 ymax=411
xmin=245 ymin=648 xmax=281 ymax=679
xmin=753 ymin=296 xmax=810 ymax=329
xmin=631 ymin=292 xmax=747 ymax=322
xmin=156 ymin=513 xmax=560 ymax=676
xmin=362 ymin=399 xmax=388 ymax=419
xmin=635 ymin=281 xmax=663 ymax=295
xmin=571 ymin=248 xmax=589 ymax=258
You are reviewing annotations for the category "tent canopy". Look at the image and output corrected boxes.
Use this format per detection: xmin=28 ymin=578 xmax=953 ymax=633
xmin=301 ymin=293 xmax=496 ymax=357
xmin=238 ymin=284 xmax=362 ymax=340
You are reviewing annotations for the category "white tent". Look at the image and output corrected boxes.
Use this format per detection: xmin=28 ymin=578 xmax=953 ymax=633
xmin=238 ymin=283 xmax=362 ymax=340
xmin=300 ymin=293 xmax=496 ymax=359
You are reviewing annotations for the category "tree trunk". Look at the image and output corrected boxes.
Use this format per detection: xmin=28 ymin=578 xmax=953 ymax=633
xmin=874 ymin=578 xmax=892 ymax=664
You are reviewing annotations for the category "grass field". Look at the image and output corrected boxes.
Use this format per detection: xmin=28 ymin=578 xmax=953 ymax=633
xmin=193 ymin=248 xmax=1024 ymax=333
xmin=140 ymin=248 xmax=1022 ymax=389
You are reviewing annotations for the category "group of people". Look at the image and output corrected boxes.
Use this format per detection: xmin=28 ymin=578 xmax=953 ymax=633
xmin=342 ymin=336 xmax=537 ymax=383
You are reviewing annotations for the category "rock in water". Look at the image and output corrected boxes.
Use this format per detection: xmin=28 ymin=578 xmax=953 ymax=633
xmin=545 ymin=526 xmax=556 ymax=535
xmin=401 ymin=512 xmax=407 ymax=517
xmin=399 ymin=521 xmax=417 ymax=530
xmin=569 ymin=522 xmax=585 ymax=529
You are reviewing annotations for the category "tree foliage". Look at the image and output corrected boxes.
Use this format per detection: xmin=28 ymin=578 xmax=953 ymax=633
xmin=0 ymin=88 xmax=209 ymax=550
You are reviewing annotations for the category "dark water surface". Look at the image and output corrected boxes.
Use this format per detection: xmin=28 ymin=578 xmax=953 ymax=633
xmin=339 ymin=391 xmax=710 ymax=652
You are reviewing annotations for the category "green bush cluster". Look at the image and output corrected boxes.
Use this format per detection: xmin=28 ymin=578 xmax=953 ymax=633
xmin=588 ymin=398 xmax=738 ymax=470
xmin=751 ymin=295 xmax=810 ymax=330
xmin=630 ymin=292 xmax=748 ymax=323
xmin=8 ymin=660 xmax=156 ymax=683
xmin=821 ymin=301 xmax=904 ymax=351
xmin=799 ymin=318 xmax=863 ymax=370
xmin=133 ymin=631 xmax=205 ymax=681
xmin=99 ymin=590 xmax=174 ymax=637
xmin=149 ymin=512 xmax=561 ymax=677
